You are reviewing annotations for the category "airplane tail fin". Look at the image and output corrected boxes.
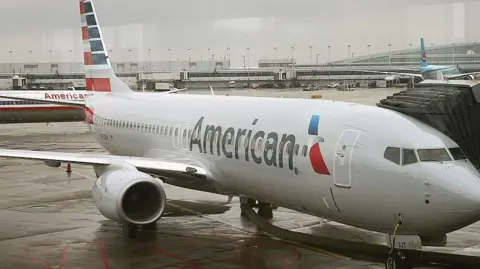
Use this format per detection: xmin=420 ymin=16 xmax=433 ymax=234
xmin=420 ymin=37 xmax=428 ymax=68
xmin=80 ymin=0 xmax=131 ymax=93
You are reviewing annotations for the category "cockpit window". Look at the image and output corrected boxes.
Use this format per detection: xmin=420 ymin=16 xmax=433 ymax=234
xmin=402 ymin=149 xmax=418 ymax=165
xmin=449 ymin=147 xmax=467 ymax=160
xmin=417 ymin=148 xmax=451 ymax=162
xmin=384 ymin=147 xmax=400 ymax=165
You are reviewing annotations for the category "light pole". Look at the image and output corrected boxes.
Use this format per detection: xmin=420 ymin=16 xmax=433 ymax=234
xmin=242 ymin=55 xmax=246 ymax=68
xmin=290 ymin=46 xmax=295 ymax=74
xmin=327 ymin=45 xmax=331 ymax=66
xmin=316 ymin=53 xmax=319 ymax=65
xmin=8 ymin=50 xmax=12 ymax=74
xmin=48 ymin=49 xmax=52 ymax=71
xmin=409 ymin=43 xmax=412 ymax=67
xmin=188 ymin=48 xmax=191 ymax=70
xmin=273 ymin=46 xmax=277 ymax=70
xmin=226 ymin=47 xmax=230 ymax=61
xmin=367 ymin=44 xmax=371 ymax=67
xmin=388 ymin=44 xmax=391 ymax=67
xmin=128 ymin=49 xmax=133 ymax=72
xmin=347 ymin=45 xmax=351 ymax=67
xmin=28 ymin=50 xmax=33 ymax=74
xmin=309 ymin=45 xmax=313 ymax=65
xmin=168 ymin=48 xmax=172 ymax=71
xmin=452 ymin=43 xmax=455 ymax=65
xmin=148 ymin=48 xmax=152 ymax=72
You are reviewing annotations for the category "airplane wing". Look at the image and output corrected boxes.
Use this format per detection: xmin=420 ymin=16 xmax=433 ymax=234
xmin=0 ymin=149 xmax=208 ymax=181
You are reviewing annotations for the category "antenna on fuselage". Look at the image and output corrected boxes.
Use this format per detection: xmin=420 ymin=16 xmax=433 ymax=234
xmin=209 ymin=86 xmax=215 ymax=96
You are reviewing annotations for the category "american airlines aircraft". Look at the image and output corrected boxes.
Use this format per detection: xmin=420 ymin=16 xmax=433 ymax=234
xmin=0 ymin=90 xmax=89 ymax=123
xmin=1 ymin=1 xmax=480 ymax=266
xmin=0 ymin=85 xmax=184 ymax=124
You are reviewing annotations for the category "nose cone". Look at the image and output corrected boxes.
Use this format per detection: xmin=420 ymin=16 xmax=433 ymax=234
xmin=442 ymin=162 xmax=480 ymax=218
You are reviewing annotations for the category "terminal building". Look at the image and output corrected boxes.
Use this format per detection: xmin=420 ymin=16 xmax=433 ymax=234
xmin=0 ymin=42 xmax=479 ymax=91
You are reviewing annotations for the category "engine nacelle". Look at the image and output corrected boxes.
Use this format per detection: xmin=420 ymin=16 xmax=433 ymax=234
xmin=92 ymin=164 xmax=167 ymax=225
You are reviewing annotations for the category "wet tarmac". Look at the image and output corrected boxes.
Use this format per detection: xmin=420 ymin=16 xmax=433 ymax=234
xmin=0 ymin=89 xmax=478 ymax=269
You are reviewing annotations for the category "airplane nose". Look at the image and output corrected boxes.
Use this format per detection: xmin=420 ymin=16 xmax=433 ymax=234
xmin=441 ymin=163 xmax=480 ymax=213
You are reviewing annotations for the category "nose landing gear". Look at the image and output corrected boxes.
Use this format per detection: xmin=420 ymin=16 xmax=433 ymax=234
xmin=385 ymin=222 xmax=413 ymax=269
xmin=240 ymin=197 xmax=274 ymax=219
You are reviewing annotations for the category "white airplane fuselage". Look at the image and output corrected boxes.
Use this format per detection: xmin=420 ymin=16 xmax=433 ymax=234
xmin=0 ymin=91 xmax=89 ymax=123
xmin=85 ymin=92 xmax=480 ymax=236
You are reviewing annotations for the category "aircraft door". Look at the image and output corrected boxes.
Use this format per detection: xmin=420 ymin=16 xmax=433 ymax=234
xmin=333 ymin=129 xmax=361 ymax=188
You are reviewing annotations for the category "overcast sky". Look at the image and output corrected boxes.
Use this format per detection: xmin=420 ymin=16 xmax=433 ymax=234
xmin=0 ymin=0 xmax=479 ymax=66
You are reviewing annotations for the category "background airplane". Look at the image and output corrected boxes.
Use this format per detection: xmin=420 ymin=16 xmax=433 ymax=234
xmin=0 ymin=87 xmax=185 ymax=124
xmin=0 ymin=1 xmax=479 ymax=267
xmin=0 ymin=90 xmax=88 ymax=123
xmin=360 ymin=38 xmax=480 ymax=81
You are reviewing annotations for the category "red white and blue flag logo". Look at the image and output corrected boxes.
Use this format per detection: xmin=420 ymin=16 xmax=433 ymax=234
xmin=308 ymin=115 xmax=330 ymax=175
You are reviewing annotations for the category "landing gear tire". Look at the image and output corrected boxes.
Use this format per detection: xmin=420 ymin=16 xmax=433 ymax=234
xmin=240 ymin=198 xmax=257 ymax=218
xmin=123 ymin=224 xmax=138 ymax=239
xmin=257 ymin=202 xmax=273 ymax=219
xmin=385 ymin=251 xmax=413 ymax=269
xmin=142 ymin=222 xmax=157 ymax=231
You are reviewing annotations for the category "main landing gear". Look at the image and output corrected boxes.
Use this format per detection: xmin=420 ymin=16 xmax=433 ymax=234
xmin=240 ymin=197 xmax=274 ymax=219
xmin=122 ymin=222 xmax=157 ymax=239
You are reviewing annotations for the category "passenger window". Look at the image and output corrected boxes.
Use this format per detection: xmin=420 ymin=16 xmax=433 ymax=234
xmin=188 ymin=130 xmax=192 ymax=139
xmin=169 ymin=127 xmax=173 ymax=136
xmin=160 ymin=126 xmax=164 ymax=135
xmin=402 ymin=149 xmax=418 ymax=165
xmin=449 ymin=147 xmax=467 ymax=160
xmin=417 ymin=148 xmax=451 ymax=162
xmin=183 ymin=129 xmax=187 ymax=138
xmin=302 ymin=145 xmax=308 ymax=157
xmin=384 ymin=147 xmax=401 ymax=165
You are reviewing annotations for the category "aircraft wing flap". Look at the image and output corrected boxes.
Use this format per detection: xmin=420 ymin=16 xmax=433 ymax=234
xmin=0 ymin=149 xmax=208 ymax=180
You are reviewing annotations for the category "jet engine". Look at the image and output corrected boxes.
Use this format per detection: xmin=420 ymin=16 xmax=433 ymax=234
xmin=92 ymin=164 xmax=167 ymax=225
xmin=463 ymin=75 xmax=476 ymax=80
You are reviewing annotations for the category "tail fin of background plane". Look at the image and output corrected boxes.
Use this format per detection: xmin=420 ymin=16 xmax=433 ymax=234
xmin=80 ymin=0 xmax=131 ymax=93
xmin=420 ymin=37 xmax=428 ymax=68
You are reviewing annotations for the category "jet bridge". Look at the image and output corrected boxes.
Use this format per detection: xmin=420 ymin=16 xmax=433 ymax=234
xmin=377 ymin=79 xmax=480 ymax=169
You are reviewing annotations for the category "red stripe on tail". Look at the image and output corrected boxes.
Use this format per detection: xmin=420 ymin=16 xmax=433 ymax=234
xmin=82 ymin=27 xmax=89 ymax=40
xmin=84 ymin=52 xmax=93 ymax=65
xmin=80 ymin=0 xmax=85 ymax=15
xmin=86 ymin=78 xmax=111 ymax=92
